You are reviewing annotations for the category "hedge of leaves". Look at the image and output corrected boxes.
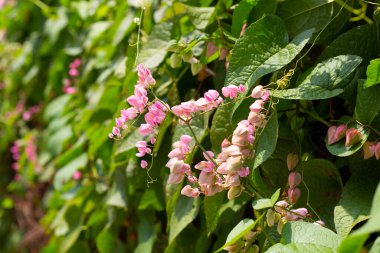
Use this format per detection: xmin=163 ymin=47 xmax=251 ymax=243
xmin=1 ymin=0 xmax=380 ymax=252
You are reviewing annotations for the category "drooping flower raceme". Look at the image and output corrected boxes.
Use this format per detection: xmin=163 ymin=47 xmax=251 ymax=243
xmin=108 ymin=64 xmax=168 ymax=169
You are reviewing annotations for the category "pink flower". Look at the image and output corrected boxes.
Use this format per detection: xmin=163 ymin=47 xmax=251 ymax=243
xmin=237 ymin=167 xmax=249 ymax=177
xmin=274 ymin=200 xmax=289 ymax=214
xmin=285 ymin=208 xmax=308 ymax=221
xmin=120 ymin=108 xmax=138 ymax=121
xmin=249 ymin=99 xmax=265 ymax=113
xmin=63 ymin=86 xmax=77 ymax=94
xmin=288 ymin=187 xmax=301 ymax=204
xmin=141 ymin=160 xmax=148 ymax=169
xmin=150 ymin=137 xmax=156 ymax=144
xmin=327 ymin=124 xmax=347 ymax=145
xmin=135 ymin=141 xmax=151 ymax=157
xmin=288 ymin=172 xmax=302 ymax=188
xmin=72 ymin=171 xmax=82 ymax=180
xmin=70 ymin=58 xmax=81 ymax=69
xmin=69 ymin=68 xmax=79 ymax=77
xmin=204 ymin=90 xmax=223 ymax=107
xmin=115 ymin=117 xmax=125 ymax=128
xmin=287 ymin=153 xmax=299 ymax=171
xmin=112 ymin=127 xmax=121 ymax=137
xmin=108 ymin=133 xmax=114 ymax=139
xmin=145 ymin=101 xmax=167 ymax=126
xmin=251 ymin=85 xmax=270 ymax=101
xmin=127 ymin=86 xmax=148 ymax=113
xmin=137 ymin=64 xmax=156 ymax=88
xmin=181 ymin=185 xmax=200 ymax=198
xmin=222 ymin=85 xmax=245 ymax=99
xmin=345 ymin=128 xmax=362 ymax=147
xmin=138 ymin=123 xmax=154 ymax=136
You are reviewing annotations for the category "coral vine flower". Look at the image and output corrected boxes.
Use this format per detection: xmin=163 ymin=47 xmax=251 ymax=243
xmin=288 ymin=172 xmax=302 ymax=188
xmin=140 ymin=160 xmax=148 ymax=169
xmin=363 ymin=141 xmax=376 ymax=160
xmin=222 ymin=84 xmax=246 ymax=99
xmin=181 ymin=185 xmax=200 ymax=198
xmin=345 ymin=128 xmax=362 ymax=147
xmin=72 ymin=171 xmax=82 ymax=180
xmin=286 ymin=153 xmax=299 ymax=171
xmin=135 ymin=141 xmax=151 ymax=157
xmin=137 ymin=64 xmax=156 ymax=88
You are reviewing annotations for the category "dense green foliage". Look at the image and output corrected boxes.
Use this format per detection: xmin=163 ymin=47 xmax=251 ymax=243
xmin=1 ymin=0 xmax=380 ymax=252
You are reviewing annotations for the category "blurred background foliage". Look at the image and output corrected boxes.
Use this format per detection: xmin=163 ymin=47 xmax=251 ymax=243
xmin=1 ymin=0 xmax=380 ymax=252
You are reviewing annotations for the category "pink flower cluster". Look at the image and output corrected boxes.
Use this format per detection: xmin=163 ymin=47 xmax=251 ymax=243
xmin=10 ymin=141 xmax=21 ymax=171
xmin=169 ymin=85 xmax=271 ymax=198
xmin=109 ymin=64 xmax=167 ymax=168
xmin=63 ymin=58 xmax=81 ymax=94
xmin=363 ymin=141 xmax=380 ymax=160
xmin=25 ymin=137 xmax=40 ymax=171
xmin=327 ymin=124 xmax=363 ymax=147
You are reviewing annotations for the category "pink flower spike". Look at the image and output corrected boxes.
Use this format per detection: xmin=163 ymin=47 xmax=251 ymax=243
xmin=288 ymin=172 xmax=302 ymax=188
xmin=72 ymin=171 xmax=82 ymax=180
xmin=249 ymin=99 xmax=264 ymax=113
xmin=141 ymin=160 xmax=148 ymax=169
xmin=345 ymin=128 xmax=362 ymax=147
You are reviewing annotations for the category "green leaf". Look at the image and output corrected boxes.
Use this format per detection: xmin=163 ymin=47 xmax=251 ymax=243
xmin=354 ymin=79 xmax=380 ymax=124
xmin=204 ymin=192 xmax=225 ymax=235
xmin=216 ymin=215 xmax=264 ymax=252
xmin=53 ymin=153 xmax=88 ymax=190
xmin=169 ymin=195 xmax=200 ymax=243
xmin=298 ymin=159 xmax=343 ymax=226
xmin=334 ymin=166 xmax=380 ymax=238
xmin=273 ymin=55 xmax=362 ymax=100
xmin=326 ymin=122 xmax=369 ymax=157
xmin=338 ymin=234 xmax=368 ymax=253
xmin=365 ymin=59 xmax=380 ymax=87
xmin=138 ymin=20 xmax=174 ymax=69
xmin=252 ymin=188 xmax=280 ymax=210
xmin=134 ymin=214 xmax=157 ymax=253
xmin=96 ymin=226 xmax=116 ymax=253
xmin=352 ymin=182 xmax=380 ymax=235
xmin=231 ymin=0 xmax=259 ymax=37
xmin=277 ymin=0 xmax=344 ymax=38
xmin=226 ymin=15 xmax=314 ymax=90
xmin=370 ymin=237 xmax=380 ymax=253
xmin=182 ymin=4 xmax=215 ymax=30
xmin=106 ymin=167 xmax=128 ymax=208
xmin=252 ymin=111 xmax=278 ymax=169
xmin=267 ymin=221 xmax=341 ymax=253
xmin=210 ymin=103 xmax=235 ymax=153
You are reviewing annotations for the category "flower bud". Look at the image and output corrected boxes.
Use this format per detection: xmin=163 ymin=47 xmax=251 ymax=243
xmin=327 ymin=124 xmax=347 ymax=145
xmin=286 ymin=153 xmax=299 ymax=171
xmin=345 ymin=128 xmax=362 ymax=147
xmin=288 ymin=172 xmax=302 ymax=188
xmin=227 ymin=185 xmax=243 ymax=200
xmin=285 ymin=208 xmax=308 ymax=221
xmin=375 ymin=142 xmax=380 ymax=160
xmin=363 ymin=141 xmax=376 ymax=160
xmin=288 ymin=187 xmax=301 ymax=204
